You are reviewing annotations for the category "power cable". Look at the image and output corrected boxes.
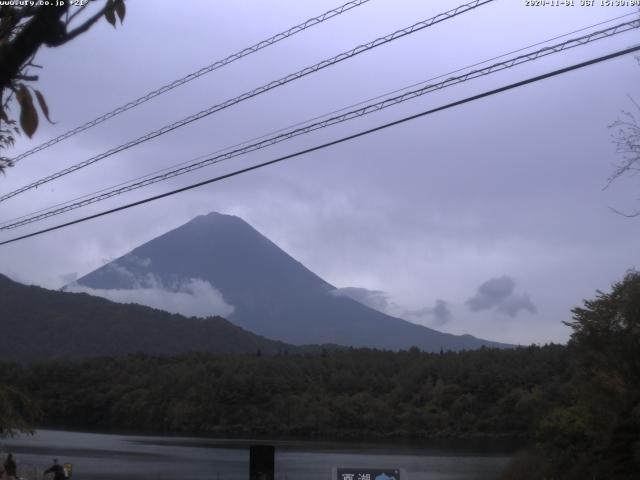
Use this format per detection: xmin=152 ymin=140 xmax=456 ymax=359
xmin=8 ymin=0 xmax=373 ymax=164
xmin=1 ymin=43 xmax=637 ymax=246
xmin=5 ymin=9 xmax=632 ymax=230
xmin=0 ymin=0 xmax=495 ymax=204
xmin=2 ymin=18 xmax=637 ymax=231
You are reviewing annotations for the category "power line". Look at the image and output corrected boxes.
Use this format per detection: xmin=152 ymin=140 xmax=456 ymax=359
xmin=2 ymin=18 xmax=637 ymax=231
xmin=1 ymin=44 xmax=637 ymax=247
xmin=21 ymin=6 xmax=630 ymax=231
xmin=3 ymin=18 xmax=637 ymax=229
xmin=0 ymin=0 xmax=495 ymax=204
xmin=5 ymin=9 xmax=632 ymax=230
xmin=8 ymin=0 xmax=373 ymax=164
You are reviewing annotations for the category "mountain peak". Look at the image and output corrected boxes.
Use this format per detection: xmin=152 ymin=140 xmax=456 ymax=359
xmin=77 ymin=211 xmax=334 ymax=302
xmin=196 ymin=211 xmax=240 ymax=221
xmin=75 ymin=213 xmax=510 ymax=351
xmin=185 ymin=211 xmax=248 ymax=230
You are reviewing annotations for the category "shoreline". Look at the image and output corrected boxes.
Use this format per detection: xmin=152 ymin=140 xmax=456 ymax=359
xmin=5 ymin=428 xmax=525 ymax=456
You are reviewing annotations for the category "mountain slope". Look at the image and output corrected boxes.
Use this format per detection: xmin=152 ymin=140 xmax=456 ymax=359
xmin=74 ymin=212 xmax=510 ymax=351
xmin=0 ymin=274 xmax=296 ymax=362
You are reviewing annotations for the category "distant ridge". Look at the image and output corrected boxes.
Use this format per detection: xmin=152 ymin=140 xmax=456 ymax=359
xmin=74 ymin=212 xmax=511 ymax=351
xmin=0 ymin=274 xmax=299 ymax=362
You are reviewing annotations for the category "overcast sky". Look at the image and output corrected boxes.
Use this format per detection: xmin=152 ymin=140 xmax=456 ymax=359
xmin=1 ymin=0 xmax=639 ymax=345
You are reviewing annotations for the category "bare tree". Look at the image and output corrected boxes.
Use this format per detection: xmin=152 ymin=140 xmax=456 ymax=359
xmin=0 ymin=0 xmax=126 ymax=174
xmin=607 ymin=57 xmax=640 ymax=217
xmin=608 ymin=97 xmax=640 ymax=217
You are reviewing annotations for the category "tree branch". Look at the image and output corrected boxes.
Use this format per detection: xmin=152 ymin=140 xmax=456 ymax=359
xmin=56 ymin=1 xmax=112 ymax=44
xmin=65 ymin=2 xmax=90 ymax=26
xmin=609 ymin=206 xmax=640 ymax=218
xmin=0 ymin=5 xmax=68 ymax=91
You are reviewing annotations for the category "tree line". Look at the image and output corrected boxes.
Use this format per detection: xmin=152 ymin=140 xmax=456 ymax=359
xmin=0 ymin=344 xmax=570 ymax=438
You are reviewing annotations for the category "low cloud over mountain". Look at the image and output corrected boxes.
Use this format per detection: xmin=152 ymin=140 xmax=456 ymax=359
xmin=331 ymin=287 xmax=452 ymax=327
xmin=331 ymin=287 xmax=395 ymax=313
xmin=67 ymin=277 xmax=234 ymax=319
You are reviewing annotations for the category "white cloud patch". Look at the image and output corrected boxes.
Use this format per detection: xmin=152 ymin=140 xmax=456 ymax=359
xmin=67 ymin=277 xmax=234 ymax=318
xmin=331 ymin=287 xmax=393 ymax=313
xmin=123 ymin=254 xmax=152 ymax=269
xmin=466 ymin=276 xmax=537 ymax=318
xmin=106 ymin=262 xmax=139 ymax=285
xmin=2 ymin=270 xmax=28 ymax=284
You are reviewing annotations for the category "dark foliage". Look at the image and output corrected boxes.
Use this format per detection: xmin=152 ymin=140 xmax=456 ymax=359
xmin=0 ymin=384 xmax=39 ymax=437
xmin=0 ymin=345 xmax=570 ymax=438
xmin=0 ymin=274 xmax=297 ymax=362
xmin=532 ymin=270 xmax=640 ymax=479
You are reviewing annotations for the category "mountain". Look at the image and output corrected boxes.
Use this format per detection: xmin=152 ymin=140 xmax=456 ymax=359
xmin=73 ymin=212 xmax=510 ymax=351
xmin=0 ymin=274 xmax=298 ymax=362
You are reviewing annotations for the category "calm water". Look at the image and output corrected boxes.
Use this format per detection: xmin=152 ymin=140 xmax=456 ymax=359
xmin=0 ymin=429 xmax=515 ymax=480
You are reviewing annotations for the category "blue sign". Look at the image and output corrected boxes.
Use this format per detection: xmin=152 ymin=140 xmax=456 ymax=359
xmin=336 ymin=469 xmax=400 ymax=480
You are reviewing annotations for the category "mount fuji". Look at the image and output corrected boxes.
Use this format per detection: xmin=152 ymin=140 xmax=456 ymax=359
xmin=71 ymin=212 xmax=510 ymax=351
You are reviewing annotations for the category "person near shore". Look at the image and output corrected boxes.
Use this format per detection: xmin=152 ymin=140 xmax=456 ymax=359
xmin=43 ymin=459 xmax=66 ymax=480
xmin=3 ymin=453 xmax=17 ymax=479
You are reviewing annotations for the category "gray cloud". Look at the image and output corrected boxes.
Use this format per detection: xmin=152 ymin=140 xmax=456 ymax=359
xmin=332 ymin=288 xmax=452 ymax=327
xmin=67 ymin=276 xmax=234 ymax=319
xmin=466 ymin=276 xmax=536 ymax=318
xmin=466 ymin=276 xmax=515 ymax=312
xmin=405 ymin=299 xmax=453 ymax=327
xmin=497 ymin=293 xmax=537 ymax=317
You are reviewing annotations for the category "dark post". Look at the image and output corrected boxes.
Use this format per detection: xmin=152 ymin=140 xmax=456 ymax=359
xmin=249 ymin=445 xmax=274 ymax=480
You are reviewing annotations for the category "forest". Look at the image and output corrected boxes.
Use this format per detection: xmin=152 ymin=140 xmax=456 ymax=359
xmin=1 ymin=271 xmax=638 ymax=479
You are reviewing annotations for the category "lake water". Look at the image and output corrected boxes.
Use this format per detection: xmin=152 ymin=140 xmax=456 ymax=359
xmin=0 ymin=429 xmax=515 ymax=480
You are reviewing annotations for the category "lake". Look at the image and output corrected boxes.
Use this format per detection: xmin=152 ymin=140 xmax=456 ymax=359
xmin=0 ymin=429 xmax=515 ymax=480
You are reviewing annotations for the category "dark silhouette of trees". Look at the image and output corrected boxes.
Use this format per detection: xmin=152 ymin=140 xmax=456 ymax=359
xmin=0 ymin=384 xmax=39 ymax=437
xmin=0 ymin=345 xmax=571 ymax=438
xmin=505 ymin=271 xmax=640 ymax=479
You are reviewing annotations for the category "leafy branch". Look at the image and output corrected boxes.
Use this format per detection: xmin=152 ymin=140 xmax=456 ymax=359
xmin=0 ymin=0 xmax=126 ymax=174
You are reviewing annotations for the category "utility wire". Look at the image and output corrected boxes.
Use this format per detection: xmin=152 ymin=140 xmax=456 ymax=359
xmin=8 ymin=0 xmax=373 ymax=164
xmin=1 ymin=44 xmax=638 ymax=247
xmin=2 ymin=18 xmax=637 ymax=231
xmin=0 ymin=0 xmax=495 ymax=204
xmin=6 ymin=10 xmax=634 ymax=230
xmin=28 ymin=5 xmax=636 ymax=230
xmin=6 ymin=8 xmax=634 ymax=231
xmin=4 ymin=9 xmax=632 ymax=230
